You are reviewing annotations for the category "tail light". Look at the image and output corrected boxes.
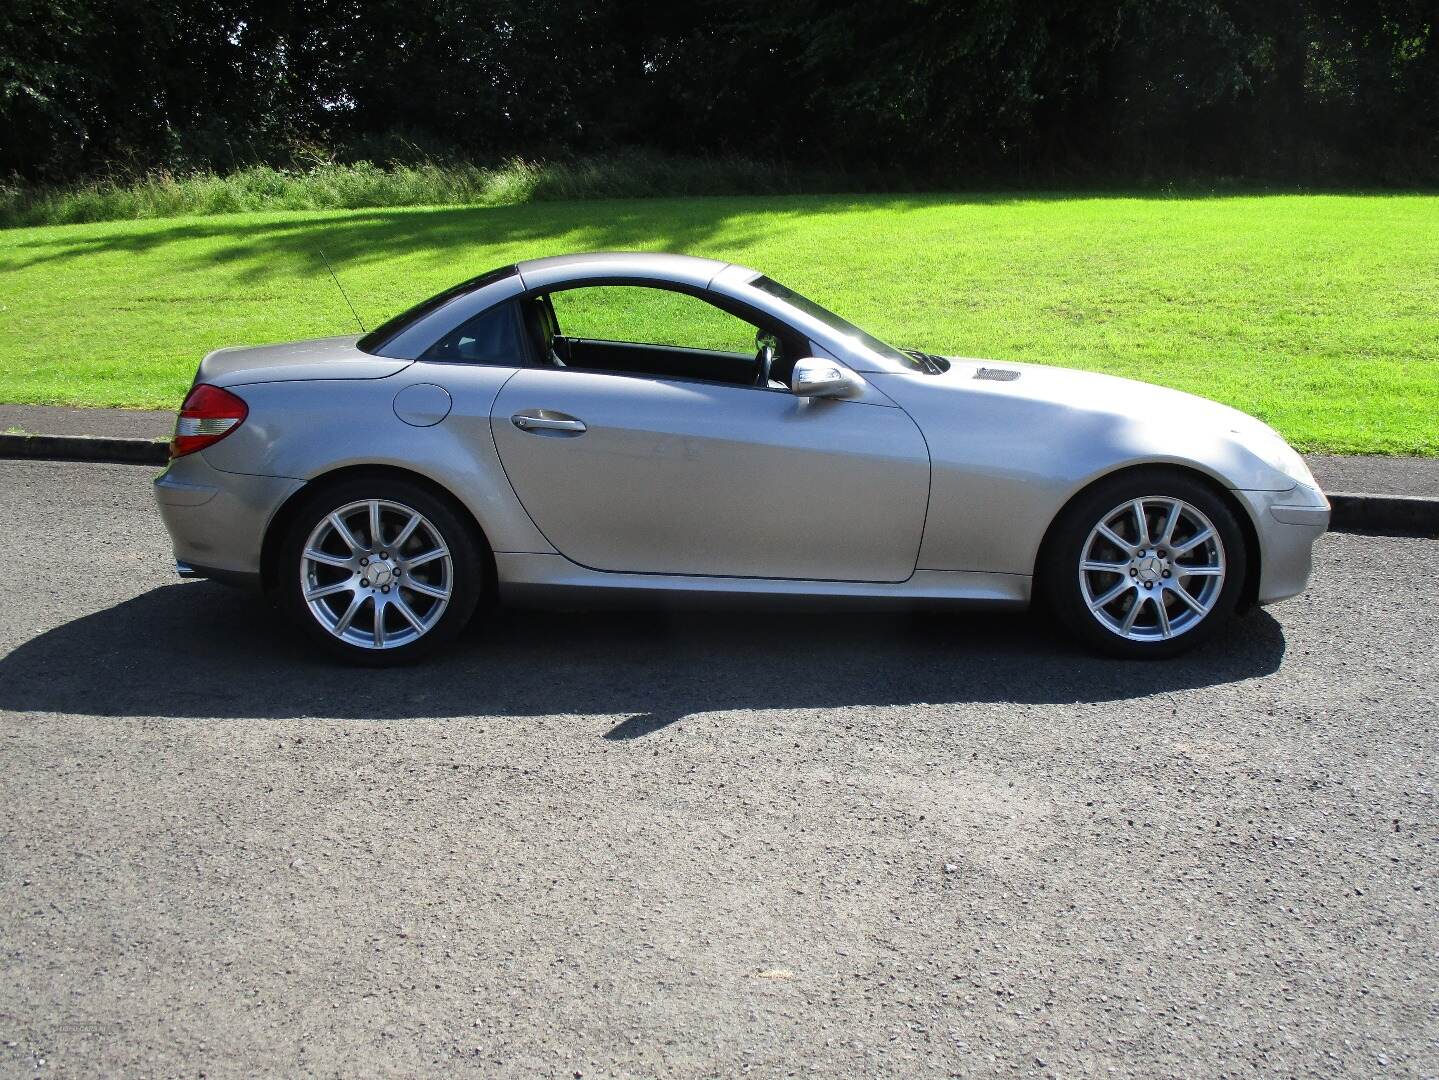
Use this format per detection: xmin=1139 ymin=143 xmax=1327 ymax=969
xmin=171 ymin=384 xmax=248 ymax=459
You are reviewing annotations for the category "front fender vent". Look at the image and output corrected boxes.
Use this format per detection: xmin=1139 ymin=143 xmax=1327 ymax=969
xmin=974 ymin=367 xmax=1020 ymax=382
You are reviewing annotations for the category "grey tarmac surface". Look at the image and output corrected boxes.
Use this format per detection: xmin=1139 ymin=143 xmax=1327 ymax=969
xmin=1305 ymin=454 xmax=1439 ymax=500
xmin=0 ymin=460 xmax=1435 ymax=1079
xmin=0 ymin=404 xmax=175 ymax=441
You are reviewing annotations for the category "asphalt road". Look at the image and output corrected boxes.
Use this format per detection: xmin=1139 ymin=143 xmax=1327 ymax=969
xmin=0 ymin=460 xmax=1434 ymax=1079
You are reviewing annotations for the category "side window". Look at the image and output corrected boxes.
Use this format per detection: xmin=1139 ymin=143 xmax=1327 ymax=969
xmin=421 ymin=301 xmax=524 ymax=364
xmin=549 ymin=286 xmax=757 ymax=355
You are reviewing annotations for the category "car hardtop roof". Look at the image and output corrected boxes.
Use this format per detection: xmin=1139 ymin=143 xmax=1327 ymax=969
xmin=515 ymin=251 xmax=756 ymax=291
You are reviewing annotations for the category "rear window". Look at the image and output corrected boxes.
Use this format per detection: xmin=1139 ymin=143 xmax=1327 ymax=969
xmin=357 ymin=264 xmax=518 ymax=354
xmin=420 ymin=301 xmax=525 ymax=365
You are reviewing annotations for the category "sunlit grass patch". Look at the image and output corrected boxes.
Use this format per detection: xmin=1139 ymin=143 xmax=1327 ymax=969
xmin=0 ymin=192 xmax=1434 ymax=454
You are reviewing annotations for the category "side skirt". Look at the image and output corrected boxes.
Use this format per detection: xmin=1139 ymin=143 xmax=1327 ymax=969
xmin=493 ymin=553 xmax=1030 ymax=612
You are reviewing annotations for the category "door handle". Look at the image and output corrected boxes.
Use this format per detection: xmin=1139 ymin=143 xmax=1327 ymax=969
xmin=511 ymin=411 xmax=587 ymax=435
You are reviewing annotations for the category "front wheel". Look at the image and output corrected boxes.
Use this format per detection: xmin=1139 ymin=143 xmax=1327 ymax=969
xmin=1041 ymin=470 xmax=1247 ymax=659
xmin=275 ymin=476 xmax=483 ymax=664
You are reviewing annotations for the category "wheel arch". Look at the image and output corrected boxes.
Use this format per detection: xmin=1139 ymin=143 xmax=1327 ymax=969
xmin=260 ymin=464 xmax=498 ymax=600
xmin=1034 ymin=462 xmax=1262 ymax=612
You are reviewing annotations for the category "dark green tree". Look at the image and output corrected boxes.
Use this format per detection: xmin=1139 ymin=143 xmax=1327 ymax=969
xmin=1 ymin=0 xmax=1434 ymax=183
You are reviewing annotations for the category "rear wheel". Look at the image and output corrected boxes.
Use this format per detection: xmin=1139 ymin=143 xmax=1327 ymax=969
xmin=276 ymin=476 xmax=482 ymax=664
xmin=1042 ymin=470 xmax=1247 ymax=659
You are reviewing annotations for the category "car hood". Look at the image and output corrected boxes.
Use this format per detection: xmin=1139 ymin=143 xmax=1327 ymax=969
xmin=197 ymin=335 xmax=412 ymax=388
xmin=945 ymin=355 xmax=1271 ymax=430
xmin=870 ymin=356 xmax=1314 ymax=492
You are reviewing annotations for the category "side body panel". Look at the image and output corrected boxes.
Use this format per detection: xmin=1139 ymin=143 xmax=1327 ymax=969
xmin=875 ymin=368 xmax=1171 ymax=575
xmin=199 ymin=367 xmax=555 ymax=557
xmin=873 ymin=362 xmax=1323 ymax=604
xmin=490 ymin=369 xmax=931 ymax=582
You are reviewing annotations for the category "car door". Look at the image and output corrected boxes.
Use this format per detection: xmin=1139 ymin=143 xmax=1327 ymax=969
xmin=490 ymin=367 xmax=930 ymax=581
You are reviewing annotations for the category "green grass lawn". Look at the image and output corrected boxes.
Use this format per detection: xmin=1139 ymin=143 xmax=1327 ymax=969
xmin=1 ymin=193 xmax=1436 ymax=454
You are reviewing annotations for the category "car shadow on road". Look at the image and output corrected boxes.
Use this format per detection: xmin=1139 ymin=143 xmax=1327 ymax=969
xmin=0 ymin=582 xmax=1286 ymax=733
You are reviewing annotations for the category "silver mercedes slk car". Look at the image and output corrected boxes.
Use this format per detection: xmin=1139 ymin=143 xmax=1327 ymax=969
xmin=154 ymin=251 xmax=1329 ymax=663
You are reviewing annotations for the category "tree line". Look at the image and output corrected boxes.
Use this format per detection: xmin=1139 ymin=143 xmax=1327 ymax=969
xmin=3 ymin=0 xmax=1436 ymax=185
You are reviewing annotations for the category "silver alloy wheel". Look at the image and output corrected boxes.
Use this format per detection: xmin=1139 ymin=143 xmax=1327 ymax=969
xmin=299 ymin=498 xmax=453 ymax=650
xmin=1078 ymin=496 xmax=1226 ymax=642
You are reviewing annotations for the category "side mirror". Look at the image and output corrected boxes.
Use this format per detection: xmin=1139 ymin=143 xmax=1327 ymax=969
xmin=790 ymin=357 xmax=864 ymax=399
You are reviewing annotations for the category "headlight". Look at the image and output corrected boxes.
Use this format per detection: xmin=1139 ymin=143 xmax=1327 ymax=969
xmin=1242 ymin=425 xmax=1316 ymax=488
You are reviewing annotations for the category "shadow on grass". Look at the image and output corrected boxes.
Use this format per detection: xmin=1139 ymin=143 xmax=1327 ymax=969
xmin=0 ymin=196 xmax=927 ymax=278
xmin=0 ymin=581 xmax=1285 ymax=731
xmin=8 ymin=187 xmax=1366 ymax=280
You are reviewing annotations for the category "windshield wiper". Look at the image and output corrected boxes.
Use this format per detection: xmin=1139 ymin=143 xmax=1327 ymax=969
xmin=902 ymin=348 xmax=949 ymax=375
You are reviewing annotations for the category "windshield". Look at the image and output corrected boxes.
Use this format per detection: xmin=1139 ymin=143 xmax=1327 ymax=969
xmin=748 ymin=275 xmax=933 ymax=372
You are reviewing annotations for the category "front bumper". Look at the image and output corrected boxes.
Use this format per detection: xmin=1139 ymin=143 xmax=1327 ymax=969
xmin=1235 ymin=482 xmax=1330 ymax=606
xmin=154 ymin=453 xmax=304 ymax=586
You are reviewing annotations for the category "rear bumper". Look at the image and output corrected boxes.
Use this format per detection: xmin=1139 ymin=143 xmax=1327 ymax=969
xmin=154 ymin=453 xmax=303 ymax=583
xmin=1235 ymin=483 xmax=1330 ymax=606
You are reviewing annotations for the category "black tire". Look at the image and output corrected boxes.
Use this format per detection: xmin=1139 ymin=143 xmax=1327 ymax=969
xmin=1040 ymin=468 xmax=1248 ymax=659
xmin=275 ymin=475 xmax=484 ymax=665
